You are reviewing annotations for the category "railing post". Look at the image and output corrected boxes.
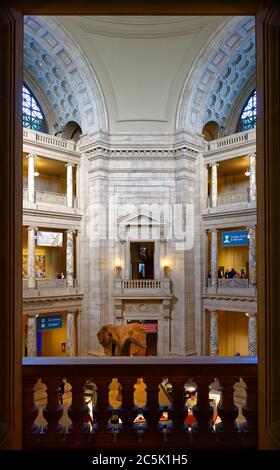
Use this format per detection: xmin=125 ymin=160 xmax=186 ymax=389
xmin=243 ymin=376 xmax=258 ymax=445
xmin=44 ymin=378 xmax=63 ymax=444
xmin=193 ymin=378 xmax=213 ymax=444
xmin=218 ymin=377 xmax=239 ymax=446
xmin=68 ymin=377 xmax=88 ymax=447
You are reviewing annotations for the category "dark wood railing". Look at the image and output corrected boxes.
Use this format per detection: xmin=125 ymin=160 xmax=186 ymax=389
xmin=22 ymin=356 xmax=257 ymax=450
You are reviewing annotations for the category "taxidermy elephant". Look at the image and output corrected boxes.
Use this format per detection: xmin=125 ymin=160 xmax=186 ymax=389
xmin=97 ymin=323 xmax=147 ymax=356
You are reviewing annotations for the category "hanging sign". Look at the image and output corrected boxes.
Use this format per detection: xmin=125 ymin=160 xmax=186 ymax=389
xmin=222 ymin=230 xmax=248 ymax=247
xmin=37 ymin=315 xmax=62 ymax=331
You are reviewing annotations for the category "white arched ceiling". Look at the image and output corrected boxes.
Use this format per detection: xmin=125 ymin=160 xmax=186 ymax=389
xmin=24 ymin=16 xmax=109 ymax=134
xmin=176 ymin=16 xmax=255 ymax=133
xmin=50 ymin=15 xmax=230 ymax=134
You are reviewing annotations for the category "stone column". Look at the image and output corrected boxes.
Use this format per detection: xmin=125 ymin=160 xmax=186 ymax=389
xmin=159 ymin=240 xmax=166 ymax=278
xmin=249 ymin=152 xmax=256 ymax=203
xmin=66 ymin=163 xmax=75 ymax=208
xmin=66 ymin=311 xmax=75 ymax=356
xmin=248 ymin=225 xmax=256 ymax=287
xmin=27 ymin=153 xmax=36 ymax=203
xmin=209 ymin=309 xmax=218 ymax=356
xmin=154 ymin=240 xmax=160 ymax=279
xmin=210 ymin=229 xmax=218 ymax=287
xmin=27 ymin=226 xmax=37 ymax=288
xmin=211 ymin=163 xmax=219 ymax=208
xmin=125 ymin=240 xmax=131 ymax=279
xmin=27 ymin=315 xmax=37 ymax=357
xmin=248 ymin=313 xmax=257 ymax=357
xmin=66 ymin=229 xmax=75 ymax=287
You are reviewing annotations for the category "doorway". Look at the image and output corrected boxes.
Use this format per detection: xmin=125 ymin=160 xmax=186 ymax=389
xmin=130 ymin=242 xmax=154 ymax=279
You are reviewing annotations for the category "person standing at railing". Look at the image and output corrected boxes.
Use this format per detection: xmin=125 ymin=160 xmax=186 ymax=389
xmin=224 ymin=269 xmax=230 ymax=278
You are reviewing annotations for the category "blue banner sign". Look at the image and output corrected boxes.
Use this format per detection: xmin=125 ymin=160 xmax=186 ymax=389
xmin=37 ymin=315 xmax=62 ymax=331
xmin=222 ymin=230 xmax=248 ymax=247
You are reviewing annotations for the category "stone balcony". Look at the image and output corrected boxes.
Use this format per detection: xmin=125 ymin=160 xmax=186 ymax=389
xmin=205 ymin=278 xmax=256 ymax=297
xmin=23 ymin=187 xmax=80 ymax=212
xmin=203 ymin=191 xmax=256 ymax=215
xmin=22 ymin=278 xmax=81 ymax=298
xmin=23 ymin=128 xmax=76 ymax=152
xmin=114 ymin=278 xmax=172 ymax=298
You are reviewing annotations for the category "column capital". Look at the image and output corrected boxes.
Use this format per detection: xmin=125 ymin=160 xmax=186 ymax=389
xmin=248 ymin=152 xmax=256 ymax=158
xmin=209 ymin=162 xmax=219 ymax=167
xmin=66 ymin=228 xmax=76 ymax=235
xmin=119 ymin=239 xmax=126 ymax=245
xmin=65 ymin=162 xmax=76 ymax=167
xmin=26 ymin=153 xmax=37 ymax=159
xmin=27 ymin=226 xmax=38 ymax=232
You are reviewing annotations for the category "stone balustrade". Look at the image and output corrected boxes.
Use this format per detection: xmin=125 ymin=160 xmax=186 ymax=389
xmin=121 ymin=279 xmax=171 ymax=293
xmin=23 ymin=128 xmax=75 ymax=151
xmin=22 ymin=356 xmax=257 ymax=450
xmin=207 ymin=191 xmax=250 ymax=208
xmin=23 ymin=188 xmax=78 ymax=208
xmin=206 ymin=129 xmax=256 ymax=152
xmin=208 ymin=278 xmax=249 ymax=288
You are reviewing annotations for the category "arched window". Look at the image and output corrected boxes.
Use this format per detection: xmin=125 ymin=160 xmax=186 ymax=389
xmin=236 ymin=90 xmax=256 ymax=132
xmin=22 ymin=84 xmax=45 ymax=131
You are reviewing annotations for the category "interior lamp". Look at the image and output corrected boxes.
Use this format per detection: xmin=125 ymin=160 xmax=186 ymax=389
xmin=115 ymin=264 xmax=122 ymax=278
xmin=163 ymin=263 xmax=170 ymax=278
xmin=245 ymin=169 xmax=250 ymax=177
xmin=34 ymin=161 xmax=40 ymax=177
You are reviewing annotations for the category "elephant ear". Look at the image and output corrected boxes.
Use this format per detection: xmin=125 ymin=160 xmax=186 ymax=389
xmin=97 ymin=326 xmax=108 ymax=346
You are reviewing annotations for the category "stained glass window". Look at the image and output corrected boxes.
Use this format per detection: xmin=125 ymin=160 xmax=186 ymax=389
xmin=22 ymin=84 xmax=44 ymax=131
xmin=237 ymin=90 xmax=256 ymax=132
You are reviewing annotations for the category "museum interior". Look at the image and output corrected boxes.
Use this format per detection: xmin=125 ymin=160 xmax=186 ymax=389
xmin=8 ymin=11 xmax=274 ymax=451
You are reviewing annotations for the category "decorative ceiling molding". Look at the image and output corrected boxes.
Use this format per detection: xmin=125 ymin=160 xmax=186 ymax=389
xmin=83 ymin=145 xmax=200 ymax=161
xmin=176 ymin=16 xmax=255 ymax=133
xmin=24 ymin=16 xmax=109 ymax=133
xmin=24 ymin=32 xmax=81 ymax=133
xmin=203 ymin=36 xmax=255 ymax=128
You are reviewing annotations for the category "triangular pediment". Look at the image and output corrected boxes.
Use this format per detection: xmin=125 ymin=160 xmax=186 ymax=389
xmin=118 ymin=209 xmax=161 ymax=226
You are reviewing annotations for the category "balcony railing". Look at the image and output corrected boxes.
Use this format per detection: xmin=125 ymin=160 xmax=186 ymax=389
xmin=23 ymin=128 xmax=76 ymax=151
xmin=118 ymin=279 xmax=171 ymax=294
xmin=208 ymin=278 xmax=249 ymax=288
xmin=23 ymin=188 xmax=78 ymax=208
xmin=123 ymin=280 xmax=163 ymax=289
xmin=206 ymin=129 xmax=256 ymax=152
xmin=23 ymin=279 xmax=66 ymax=289
xmin=207 ymin=191 xmax=250 ymax=208
xmin=22 ymin=356 xmax=257 ymax=450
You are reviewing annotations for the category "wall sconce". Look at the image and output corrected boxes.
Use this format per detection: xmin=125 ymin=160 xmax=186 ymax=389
xmin=164 ymin=264 xmax=170 ymax=278
xmin=245 ymin=168 xmax=250 ymax=177
xmin=115 ymin=265 xmax=122 ymax=279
